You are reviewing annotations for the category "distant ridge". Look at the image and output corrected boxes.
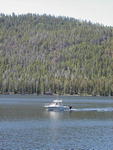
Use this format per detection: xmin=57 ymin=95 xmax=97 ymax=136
xmin=0 ymin=13 xmax=113 ymax=96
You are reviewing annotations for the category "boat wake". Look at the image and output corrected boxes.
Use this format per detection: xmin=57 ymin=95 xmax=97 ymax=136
xmin=70 ymin=107 xmax=113 ymax=112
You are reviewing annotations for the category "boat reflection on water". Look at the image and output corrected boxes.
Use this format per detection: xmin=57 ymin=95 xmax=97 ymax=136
xmin=48 ymin=111 xmax=61 ymax=120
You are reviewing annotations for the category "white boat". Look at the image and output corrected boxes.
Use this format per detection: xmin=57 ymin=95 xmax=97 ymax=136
xmin=44 ymin=99 xmax=72 ymax=111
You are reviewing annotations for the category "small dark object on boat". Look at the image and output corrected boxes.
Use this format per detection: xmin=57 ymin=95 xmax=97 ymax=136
xmin=69 ymin=106 xmax=72 ymax=109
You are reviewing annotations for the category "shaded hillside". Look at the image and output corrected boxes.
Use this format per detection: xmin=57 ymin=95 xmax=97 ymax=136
xmin=0 ymin=13 xmax=113 ymax=96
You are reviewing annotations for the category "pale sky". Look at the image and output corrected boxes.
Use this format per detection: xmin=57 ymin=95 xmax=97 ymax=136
xmin=0 ymin=0 xmax=113 ymax=26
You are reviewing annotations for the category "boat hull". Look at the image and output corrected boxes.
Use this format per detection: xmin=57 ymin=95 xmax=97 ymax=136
xmin=45 ymin=106 xmax=70 ymax=111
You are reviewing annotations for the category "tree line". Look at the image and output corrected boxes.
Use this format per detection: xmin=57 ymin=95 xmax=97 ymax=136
xmin=0 ymin=13 xmax=113 ymax=96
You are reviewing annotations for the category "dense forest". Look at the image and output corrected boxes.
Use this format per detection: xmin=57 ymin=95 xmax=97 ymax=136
xmin=0 ymin=13 xmax=113 ymax=96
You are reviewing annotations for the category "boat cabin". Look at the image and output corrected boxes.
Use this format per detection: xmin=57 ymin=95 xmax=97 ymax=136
xmin=51 ymin=100 xmax=63 ymax=106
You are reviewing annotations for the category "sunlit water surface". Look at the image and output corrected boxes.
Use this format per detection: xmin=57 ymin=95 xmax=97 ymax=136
xmin=0 ymin=95 xmax=113 ymax=150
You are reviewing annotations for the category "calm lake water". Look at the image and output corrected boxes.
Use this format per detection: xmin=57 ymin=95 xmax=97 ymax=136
xmin=0 ymin=95 xmax=113 ymax=150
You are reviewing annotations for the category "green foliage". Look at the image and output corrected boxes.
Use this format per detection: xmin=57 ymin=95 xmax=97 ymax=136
xmin=0 ymin=13 xmax=113 ymax=96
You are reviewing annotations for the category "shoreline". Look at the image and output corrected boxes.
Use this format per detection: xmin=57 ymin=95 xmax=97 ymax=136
xmin=0 ymin=93 xmax=112 ymax=97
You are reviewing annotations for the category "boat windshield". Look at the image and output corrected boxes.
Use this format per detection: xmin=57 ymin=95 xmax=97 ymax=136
xmin=51 ymin=100 xmax=63 ymax=105
xmin=53 ymin=100 xmax=62 ymax=103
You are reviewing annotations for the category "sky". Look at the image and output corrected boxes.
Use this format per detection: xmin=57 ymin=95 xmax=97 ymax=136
xmin=0 ymin=0 xmax=113 ymax=26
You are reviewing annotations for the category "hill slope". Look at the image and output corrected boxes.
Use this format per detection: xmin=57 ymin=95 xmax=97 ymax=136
xmin=0 ymin=13 xmax=113 ymax=96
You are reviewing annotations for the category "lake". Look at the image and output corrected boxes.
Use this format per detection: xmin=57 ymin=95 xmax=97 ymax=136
xmin=0 ymin=95 xmax=113 ymax=150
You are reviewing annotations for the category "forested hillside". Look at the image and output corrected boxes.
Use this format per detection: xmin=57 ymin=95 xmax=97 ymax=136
xmin=0 ymin=13 xmax=113 ymax=96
